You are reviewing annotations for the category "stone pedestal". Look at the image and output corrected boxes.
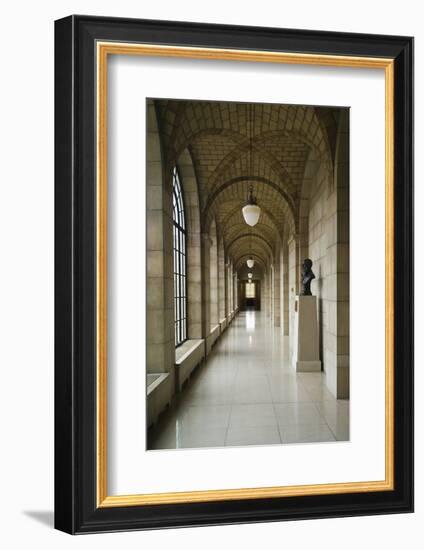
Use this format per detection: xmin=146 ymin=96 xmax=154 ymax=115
xmin=292 ymin=295 xmax=321 ymax=372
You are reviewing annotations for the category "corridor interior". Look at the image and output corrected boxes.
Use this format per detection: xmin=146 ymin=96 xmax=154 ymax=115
xmin=146 ymin=98 xmax=350 ymax=450
xmin=148 ymin=310 xmax=349 ymax=449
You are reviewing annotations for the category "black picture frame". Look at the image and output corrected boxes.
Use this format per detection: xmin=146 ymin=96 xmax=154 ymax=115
xmin=54 ymin=15 xmax=414 ymax=534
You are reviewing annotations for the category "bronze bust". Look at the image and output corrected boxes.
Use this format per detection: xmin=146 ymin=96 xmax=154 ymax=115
xmin=301 ymin=258 xmax=315 ymax=296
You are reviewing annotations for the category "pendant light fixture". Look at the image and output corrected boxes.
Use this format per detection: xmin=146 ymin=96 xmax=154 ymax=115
xmin=246 ymin=228 xmax=255 ymax=268
xmin=242 ymin=186 xmax=261 ymax=227
xmin=242 ymin=103 xmax=261 ymax=227
xmin=248 ymin=272 xmax=253 ymax=279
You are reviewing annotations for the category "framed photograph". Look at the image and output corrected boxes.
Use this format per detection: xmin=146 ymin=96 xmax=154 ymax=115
xmin=54 ymin=15 xmax=413 ymax=533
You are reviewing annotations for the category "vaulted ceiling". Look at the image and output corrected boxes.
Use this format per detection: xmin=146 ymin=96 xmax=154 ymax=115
xmin=154 ymin=99 xmax=340 ymax=273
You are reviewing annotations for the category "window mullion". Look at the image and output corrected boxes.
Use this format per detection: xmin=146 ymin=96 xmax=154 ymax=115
xmin=172 ymin=167 xmax=187 ymax=347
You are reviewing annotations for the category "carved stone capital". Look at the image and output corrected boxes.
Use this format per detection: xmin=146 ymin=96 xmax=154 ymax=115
xmin=287 ymin=233 xmax=300 ymax=247
xmin=201 ymin=232 xmax=213 ymax=248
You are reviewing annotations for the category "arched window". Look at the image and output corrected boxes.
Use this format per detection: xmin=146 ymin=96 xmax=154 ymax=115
xmin=172 ymin=166 xmax=187 ymax=346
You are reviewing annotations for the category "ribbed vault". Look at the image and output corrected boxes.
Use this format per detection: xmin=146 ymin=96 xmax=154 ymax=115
xmin=155 ymin=99 xmax=338 ymax=275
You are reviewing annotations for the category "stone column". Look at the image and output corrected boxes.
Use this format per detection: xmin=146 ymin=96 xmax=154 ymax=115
xmin=187 ymin=229 xmax=202 ymax=339
xmin=224 ymin=258 xmax=229 ymax=318
xmin=280 ymin=242 xmax=289 ymax=335
xmin=180 ymin=151 xmax=203 ymax=340
xmin=209 ymin=228 xmax=219 ymax=329
xmin=288 ymin=234 xmax=300 ymax=358
xmin=218 ymin=237 xmax=226 ymax=322
xmin=263 ymin=268 xmax=269 ymax=317
xmin=231 ymin=263 xmax=234 ymax=312
xmin=227 ymin=261 xmax=233 ymax=315
xmin=274 ymin=245 xmax=281 ymax=327
xmin=201 ymin=232 xmax=212 ymax=339
xmin=146 ymin=101 xmax=174 ymax=380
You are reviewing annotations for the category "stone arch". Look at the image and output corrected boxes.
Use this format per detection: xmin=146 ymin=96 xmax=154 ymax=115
xmin=203 ymin=177 xmax=296 ymax=236
xmin=204 ymin=176 xmax=295 ymax=221
xmin=219 ymin=204 xmax=288 ymax=245
xmin=231 ymin=243 xmax=270 ymax=270
xmin=227 ymin=233 xmax=274 ymax=259
xmin=235 ymin=253 xmax=267 ymax=272
xmin=224 ymin=222 xmax=277 ymax=251
xmin=238 ymin=262 xmax=264 ymax=279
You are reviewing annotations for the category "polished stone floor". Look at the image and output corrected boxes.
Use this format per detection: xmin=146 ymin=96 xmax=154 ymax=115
xmin=148 ymin=310 xmax=349 ymax=450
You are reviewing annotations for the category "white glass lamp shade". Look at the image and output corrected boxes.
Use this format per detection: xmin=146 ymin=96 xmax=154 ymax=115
xmin=248 ymin=273 xmax=253 ymax=279
xmin=242 ymin=203 xmax=261 ymax=226
xmin=246 ymin=258 xmax=254 ymax=268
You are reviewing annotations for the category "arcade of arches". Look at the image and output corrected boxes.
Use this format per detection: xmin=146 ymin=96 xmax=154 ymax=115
xmin=147 ymin=99 xmax=349 ymax=449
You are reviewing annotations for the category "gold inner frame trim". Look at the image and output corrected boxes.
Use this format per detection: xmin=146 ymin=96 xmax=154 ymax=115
xmin=96 ymin=41 xmax=395 ymax=508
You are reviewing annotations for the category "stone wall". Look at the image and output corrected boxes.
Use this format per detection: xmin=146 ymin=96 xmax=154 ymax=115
xmin=306 ymin=112 xmax=349 ymax=398
xmin=334 ymin=111 xmax=350 ymax=398
xmin=307 ymin=160 xmax=331 ymax=378
xmin=209 ymin=220 xmax=219 ymax=328
xmin=146 ymin=100 xmax=174 ymax=381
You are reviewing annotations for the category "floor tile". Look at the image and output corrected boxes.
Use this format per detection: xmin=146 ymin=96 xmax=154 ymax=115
xmin=271 ymin=383 xmax=312 ymax=403
xmin=226 ymin=425 xmax=281 ymax=446
xmin=177 ymin=404 xmax=231 ymax=428
xmin=274 ymin=402 xmax=325 ymax=426
xmin=148 ymin=312 xmax=350 ymax=450
xmin=315 ymin=400 xmax=350 ymax=441
xmin=233 ymin=385 xmax=272 ymax=404
xmin=229 ymin=404 xmax=277 ymax=428
xmin=150 ymin=426 xmax=228 ymax=450
xmin=304 ymin=384 xmax=336 ymax=402
xmin=182 ymin=386 xmax=234 ymax=406
xmin=279 ymin=423 xmax=336 ymax=444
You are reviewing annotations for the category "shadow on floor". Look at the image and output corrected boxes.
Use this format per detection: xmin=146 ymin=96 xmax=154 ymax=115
xmin=23 ymin=510 xmax=54 ymax=528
